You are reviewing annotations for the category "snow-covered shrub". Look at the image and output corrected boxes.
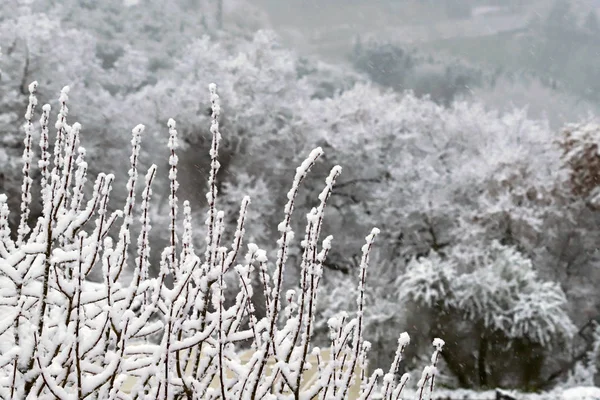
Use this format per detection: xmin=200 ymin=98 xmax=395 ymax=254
xmin=0 ymin=82 xmax=444 ymax=399
xmin=398 ymin=242 xmax=575 ymax=389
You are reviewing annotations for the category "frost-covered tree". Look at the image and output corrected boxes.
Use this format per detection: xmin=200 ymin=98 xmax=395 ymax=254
xmin=547 ymin=122 xmax=600 ymax=322
xmin=297 ymin=83 xmax=561 ymax=263
xmin=398 ymin=242 xmax=575 ymax=389
xmin=292 ymin=81 xmax=593 ymax=387
xmin=120 ymin=30 xmax=359 ymax=275
xmin=558 ymin=122 xmax=600 ymax=206
xmin=0 ymin=1 xmax=292 ymax=278
xmin=0 ymin=1 xmax=139 ymax=229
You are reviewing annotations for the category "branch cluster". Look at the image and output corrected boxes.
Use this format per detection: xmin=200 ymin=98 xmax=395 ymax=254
xmin=0 ymin=82 xmax=443 ymax=399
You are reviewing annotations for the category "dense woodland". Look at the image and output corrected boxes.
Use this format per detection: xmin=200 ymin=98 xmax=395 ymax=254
xmin=2 ymin=0 xmax=600 ymax=393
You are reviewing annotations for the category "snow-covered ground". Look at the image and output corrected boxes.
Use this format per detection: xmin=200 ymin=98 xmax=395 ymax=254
xmin=562 ymin=387 xmax=600 ymax=400
xmin=397 ymin=387 xmax=600 ymax=400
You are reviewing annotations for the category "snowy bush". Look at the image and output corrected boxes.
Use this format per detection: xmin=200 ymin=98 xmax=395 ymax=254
xmin=398 ymin=241 xmax=575 ymax=389
xmin=0 ymin=82 xmax=445 ymax=399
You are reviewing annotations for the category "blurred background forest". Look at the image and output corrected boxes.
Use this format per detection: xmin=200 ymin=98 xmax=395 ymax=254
xmin=3 ymin=0 xmax=600 ymax=393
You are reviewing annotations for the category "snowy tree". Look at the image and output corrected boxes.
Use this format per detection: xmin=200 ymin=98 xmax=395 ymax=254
xmin=297 ymin=83 xmax=561 ymax=263
xmin=119 ymin=30 xmax=360 ymax=276
xmin=398 ymin=242 xmax=575 ymax=389
xmin=0 ymin=2 xmax=289 ymax=281
xmin=0 ymin=1 xmax=138 ymax=229
xmin=282 ymin=81 xmax=583 ymax=379
xmin=558 ymin=122 xmax=600 ymax=207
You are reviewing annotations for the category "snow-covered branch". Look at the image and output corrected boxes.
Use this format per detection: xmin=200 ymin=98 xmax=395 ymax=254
xmin=0 ymin=82 xmax=443 ymax=399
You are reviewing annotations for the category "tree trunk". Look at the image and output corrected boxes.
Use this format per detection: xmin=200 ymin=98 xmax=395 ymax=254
xmin=478 ymin=333 xmax=488 ymax=388
xmin=441 ymin=351 xmax=470 ymax=388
